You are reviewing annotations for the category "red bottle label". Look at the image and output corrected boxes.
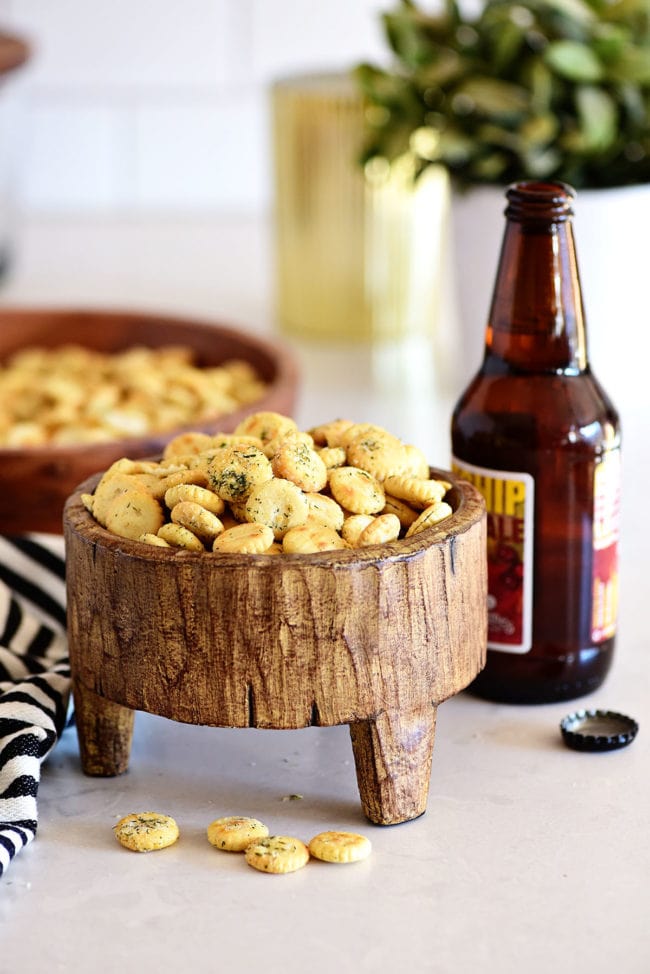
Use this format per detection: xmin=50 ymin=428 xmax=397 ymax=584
xmin=591 ymin=450 xmax=620 ymax=642
xmin=452 ymin=458 xmax=534 ymax=653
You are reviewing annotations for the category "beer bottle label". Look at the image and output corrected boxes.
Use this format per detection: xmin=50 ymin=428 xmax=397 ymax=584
xmin=591 ymin=449 xmax=621 ymax=642
xmin=452 ymin=458 xmax=534 ymax=653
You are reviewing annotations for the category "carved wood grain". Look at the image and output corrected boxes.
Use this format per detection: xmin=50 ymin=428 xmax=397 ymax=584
xmin=64 ymin=470 xmax=487 ymax=825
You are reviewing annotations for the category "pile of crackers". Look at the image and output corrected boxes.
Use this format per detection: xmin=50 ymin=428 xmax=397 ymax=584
xmin=82 ymin=411 xmax=453 ymax=554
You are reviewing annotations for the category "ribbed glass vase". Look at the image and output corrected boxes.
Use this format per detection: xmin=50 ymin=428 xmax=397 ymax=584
xmin=272 ymin=73 xmax=449 ymax=346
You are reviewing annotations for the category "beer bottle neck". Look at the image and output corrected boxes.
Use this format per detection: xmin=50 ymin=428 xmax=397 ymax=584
xmin=483 ymin=182 xmax=588 ymax=375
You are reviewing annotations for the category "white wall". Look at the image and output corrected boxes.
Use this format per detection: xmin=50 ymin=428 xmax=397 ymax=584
xmin=1 ymin=0 xmax=390 ymax=214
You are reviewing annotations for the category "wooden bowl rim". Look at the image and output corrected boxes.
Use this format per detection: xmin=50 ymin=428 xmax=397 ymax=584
xmin=0 ymin=305 xmax=298 ymax=459
xmin=0 ymin=31 xmax=30 ymax=75
xmin=64 ymin=467 xmax=486 ymax=567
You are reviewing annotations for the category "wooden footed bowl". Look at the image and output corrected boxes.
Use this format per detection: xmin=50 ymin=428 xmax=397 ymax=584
xmin=0 ymin=307 xmax=298 ymax=535
xmin=64 ymin=471 xmax=486 ymax=826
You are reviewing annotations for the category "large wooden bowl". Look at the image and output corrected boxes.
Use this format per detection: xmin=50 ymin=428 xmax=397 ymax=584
xmin=0 ymin=307 xmax=298 ymax=534
xmin=64 ymin=471 xmax=487 ymax=826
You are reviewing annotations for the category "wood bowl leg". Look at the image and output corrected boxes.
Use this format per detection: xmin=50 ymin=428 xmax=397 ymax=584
xmin=349 ymin=705 xmax=437 ymax=826
xmin=73 ymin=680 xmax=135 ymax=777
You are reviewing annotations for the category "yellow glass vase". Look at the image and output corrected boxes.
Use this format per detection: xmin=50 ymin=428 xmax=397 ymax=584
xmin=272 ymin=73 xmax=450 ymax=346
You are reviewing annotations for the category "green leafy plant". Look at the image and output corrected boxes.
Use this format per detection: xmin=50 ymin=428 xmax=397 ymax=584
xmin=354 ymin=0 xmax=650 ymax=188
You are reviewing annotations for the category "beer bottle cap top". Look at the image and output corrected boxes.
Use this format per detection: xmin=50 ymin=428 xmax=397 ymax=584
xmin=560 ymin=709 xmax=639 ymax=752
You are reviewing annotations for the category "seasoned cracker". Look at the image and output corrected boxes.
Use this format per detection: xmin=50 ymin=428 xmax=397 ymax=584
xmin=158 ymin=522 xmax=205 ymax=551
xmin=171 ymin=501 xmax=224 ymax=542
xmin=346 ymin=437 xmax=413 ymax=482
xmin=304 ymin=492 xmax=345 ymax=532
xmin=328 ymin=467 xmax=385 ymax=515
xmin=271 ymin=437 xmax=328 ymax=493
xmin=341 ymin=514 xmax=375 ymax=545
xmin=207 ymin=816 xmax=269 ymax=852
xmin=383 ymin=474 xmax=448 ymax=509
xmin=212 ymin=522 xmax=274 ymax=554
xmin=218 ymin=512 xmax=240 ymax=531
xmin=244 ymin=835 xmax=310 ymax=874
xmin=340 ymin=422 xmax=401 ymax=450
xmin=132 ymin=468 xmax=207 ymax=501
xmin=106 ymin=458 xmax=164 ymax=475
xmin=80 ymin=492 xmax=95 ymax=514
xmin=139 ymin=532 xmax=172 ymax=547
xmin=163 ymin=431 xmax=215 ymax=458
xmin=164 ymin=483 xmax=225 ymax=515
xmin=262 ymin=429 xmax=314 ymax=459
xmin=233 ymin=411 xmax=298 ymax=445
xmin=382 ymin=494 xmax=419 ymax=528
xmin=357 ymin=512 xmax=401 ymax=547
xmin=308 ymin=418 xmax=355 ymax=447
xmin=244 ymin=477 xmax=309 ymax=539
xmin=261 ymin=542 xmax=284 ymax=555
xmin=308 ymin=830 xmax=371 ymax=864
xmin=401 ymin=443 xmax=430 ymax=479
xmin=209 ymin=434 xmax=264 ymax=452
xmin=283 ymin=524 xmax=349 ymax=554
xmin=114 ymin=812 xmax=179 ymax=852
xmin=405 ymin=501 xmax=453 ymax=537
xmin=156 ymin=468 xmax=208 ymax=496
xmin=208 ymin=445 xmax=273 ymax=502
xmin=315 ymin=446 xmax=347 ymax=470
xmin=90 ymin=472 xmax=149 ymax=527
xmin=228 ymin=497 xmax=250 ymax=523
xmin=104 ymin=489 xmax=165 ymax=541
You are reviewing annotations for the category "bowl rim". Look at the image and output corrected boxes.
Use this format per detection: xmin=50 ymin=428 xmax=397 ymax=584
xmin=64 ymin=467 xmax=486 ymax=567
xmin=0 ymin=304 xmax=299 ymax=458
xmin=0 ymin=30 xmax=30 ymax=75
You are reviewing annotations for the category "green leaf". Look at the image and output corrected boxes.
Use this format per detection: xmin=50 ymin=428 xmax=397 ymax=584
xmin=526 ymin=58 xmax=555 ymax=112
xmin=541 ymin=0 xmax=597 ymax=28
xmin=489 ymin=20 xmax=527 ymax=72
xmin=522 ymin=144 xmax=563 ymax=177
xmin=477 ymin=122 xmax=523 ymax=150
xmin=436 ymin=128 xmax=476 ymax=164
xmin=591 ymin=23 xmax=629 ymax=64
xmin=544 ymin=40 xmax=604 ymax=81
xmin=617 ymin=83 xmax=648 ymax=125
xmin=383 ymin=11 xmax=434 ymax=68
xmin=443 ymin=0 xmax=463 ymax=30
xmin=602 ymin=0 xmax=650 ymax=26
xmin=354 ymin=64 xmax=421 ymax=115
xmin=414 ymin=48 xmax=465 ymax=88
xmin=520 ymin=112 xmax=560 ymax=145
xmin=454 ymin=77 xmax=529 ymax=116
xmin=606 ymin=47 xmax=650 ymax=83
xmin=575 ymin=85 xmax=618 ymax=149
xmin=469 ymin=151 xmax=511 ymax=180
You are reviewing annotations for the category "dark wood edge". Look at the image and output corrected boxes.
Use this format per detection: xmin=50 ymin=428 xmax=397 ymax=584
xmin=0 ymin=32 xmax=30 ymax=75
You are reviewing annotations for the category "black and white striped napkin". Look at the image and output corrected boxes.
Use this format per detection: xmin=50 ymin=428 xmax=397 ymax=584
xmin=0 ymin=535 xmax=70 ymax=878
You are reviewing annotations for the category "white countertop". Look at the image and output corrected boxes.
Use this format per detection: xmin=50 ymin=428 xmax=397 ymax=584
xmin=1 ymin=215 xmax=648 ymax=974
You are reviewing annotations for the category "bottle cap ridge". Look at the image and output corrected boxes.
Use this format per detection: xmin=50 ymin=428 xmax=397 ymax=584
xmin=506 ymin=180 xmax=575 ymax=222
xmin=560 ymin=709 xmax=638 ymax=752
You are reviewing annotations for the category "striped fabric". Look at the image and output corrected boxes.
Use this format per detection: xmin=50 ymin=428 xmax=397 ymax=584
xmin=0 ymin=535 xmax=70 ymax=879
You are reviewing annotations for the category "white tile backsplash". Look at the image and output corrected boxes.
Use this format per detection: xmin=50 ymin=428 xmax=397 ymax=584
xmin=132 ymin=90 xmax=270 ymax=211
xmin=10 ymin=0 xmax=231 ymax=88
xmin=20 ymin=99 xmax=130 ymax=209
xmin=250 ymin=0 xmax=387 ymax=81
xmin=1 ymin=0 xmax=389 ymax=214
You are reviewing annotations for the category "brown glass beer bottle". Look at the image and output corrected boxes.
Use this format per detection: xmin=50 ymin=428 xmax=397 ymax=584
xmin=451 ymin=181 xmax=621 ymax=703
